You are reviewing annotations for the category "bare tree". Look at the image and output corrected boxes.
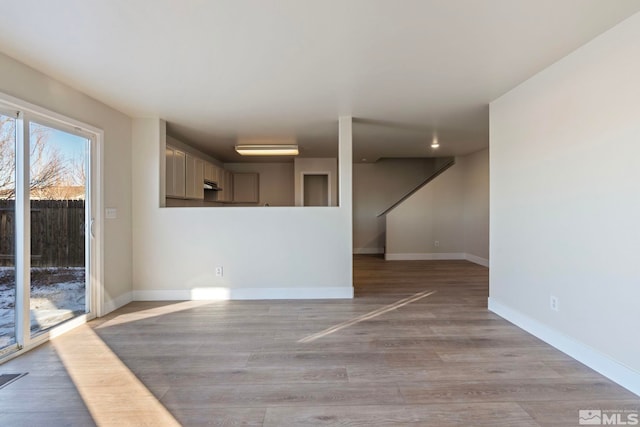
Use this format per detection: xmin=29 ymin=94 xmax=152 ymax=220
xmin=0 ymin=116 xmax=70 ymax=200
xmin=70 ymin=155 xmax=86 ymax=187
xmin=0 ymin=116 xmax=17 ymax=199
xmin=29 ymin=125 xmax=68 ymax=199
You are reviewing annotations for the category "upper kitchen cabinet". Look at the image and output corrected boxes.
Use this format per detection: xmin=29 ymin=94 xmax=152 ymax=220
xmin=185 ymin=154 xmax=204 ymax=200
xmin=204 ymin=161 xmax=215 ymax=183
xmin=204 ymin=161 xmax=221 ymax=186
xmin=216 ymin=166 xmax=225 ymax=186
xmin=166 ymin=145 xmax=186 ymax=199
xmin=217 ymin=170 xmax=233 ymax=203
xmin=233 ymin=173 xmax=259 ymax=203
xmin=165 ymin=136 xmax=294 ymax=207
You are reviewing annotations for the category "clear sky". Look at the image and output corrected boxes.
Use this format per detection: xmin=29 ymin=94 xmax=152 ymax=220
xmin=30 ymin=122 xmax=88 ymax=164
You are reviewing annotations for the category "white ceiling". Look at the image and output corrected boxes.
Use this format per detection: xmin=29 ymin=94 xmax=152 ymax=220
xmin=0 ymin=0 xmax=639 ymax=162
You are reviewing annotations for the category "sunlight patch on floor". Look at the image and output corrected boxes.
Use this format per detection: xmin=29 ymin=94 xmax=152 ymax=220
xmin=52 ymin=324 xmax=180 ymax=426
xmin=298 ymin=289 xmax=437 ymax=343
xmin=95 ymin=300 xmax=213 ymax=328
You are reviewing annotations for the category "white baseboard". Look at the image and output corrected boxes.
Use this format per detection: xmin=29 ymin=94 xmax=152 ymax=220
xmin=385 ymin=252 xmax=465 ymax=261
xmin=488 ymin=297 xmax=640 ymax=397
xmin=102 ymin=291 xmax=132 ymax=315
xmin=133 ymin=286 xmax=354 ymax=301
xmin=384 ymin=252 xmax=489 ymax=267
xmin=465 ymin=253 xmax=489 ymax=267
xmin=353 ymin=247 xmax=384 ymax=254
xmin=133 ymin=290 xmax=187 ymax=301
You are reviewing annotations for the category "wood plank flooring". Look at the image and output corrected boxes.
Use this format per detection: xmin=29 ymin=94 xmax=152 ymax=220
xmin=0 ymin=255 xmax=638 ymax=426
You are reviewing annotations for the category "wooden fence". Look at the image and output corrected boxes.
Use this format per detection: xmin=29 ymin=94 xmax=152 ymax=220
xmin=0 ymin=200 xmax=85 ymax=267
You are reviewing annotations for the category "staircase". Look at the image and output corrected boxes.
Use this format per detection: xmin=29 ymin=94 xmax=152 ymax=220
xmin=378 ymin=158 xmax=455 ymax=217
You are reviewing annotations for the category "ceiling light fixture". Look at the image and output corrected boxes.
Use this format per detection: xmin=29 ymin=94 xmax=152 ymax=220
xmin=431 ymin=136 xmax=440 ymax=149
xmin=235 ymin=144 xmax=299 ymax=156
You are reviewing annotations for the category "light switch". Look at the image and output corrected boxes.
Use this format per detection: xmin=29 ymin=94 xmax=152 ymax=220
xmin=105 ymin=208 xmax=117 ymax=219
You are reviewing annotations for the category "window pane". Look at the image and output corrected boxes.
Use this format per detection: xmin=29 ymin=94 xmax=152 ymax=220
xmin=29 ymin=122 xmax=88 ymax=337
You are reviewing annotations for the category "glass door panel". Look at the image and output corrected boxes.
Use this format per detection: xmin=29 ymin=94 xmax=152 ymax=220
xmin=0 ymin=113 xmax=16 ymax=352
xmin=29 ymin=122 xmax=89 ymax=337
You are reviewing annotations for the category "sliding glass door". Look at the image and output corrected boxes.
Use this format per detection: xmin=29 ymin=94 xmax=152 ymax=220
xmin=0 ymin=102 xmax=96 ymax=356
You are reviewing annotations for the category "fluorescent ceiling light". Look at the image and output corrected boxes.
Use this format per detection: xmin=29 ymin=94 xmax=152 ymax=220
xmin=235 ymin=144 xmax=299 ymax=156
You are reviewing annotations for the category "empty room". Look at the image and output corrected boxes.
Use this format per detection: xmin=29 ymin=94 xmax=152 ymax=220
xmin=0 ymin=1 xmax=639 ymax=426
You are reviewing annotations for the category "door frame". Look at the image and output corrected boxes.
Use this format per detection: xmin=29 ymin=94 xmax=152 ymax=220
xmin=0 ymin=91 xmax=104 ymax=360
xmin=300 ymin=171 xmax=332 ymax=207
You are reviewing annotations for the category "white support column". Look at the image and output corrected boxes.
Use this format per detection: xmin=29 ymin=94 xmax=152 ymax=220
xmin=338 ymin=116 xmax=353 ymax=210
xmin=338 ymin=116 xmax=353 ymax=289
xmin=158 ymin=119 xmax=167 ymax=207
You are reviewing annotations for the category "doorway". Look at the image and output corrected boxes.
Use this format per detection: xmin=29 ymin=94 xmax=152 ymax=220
xmin=303 ymin=174 xmax=329 ymax=207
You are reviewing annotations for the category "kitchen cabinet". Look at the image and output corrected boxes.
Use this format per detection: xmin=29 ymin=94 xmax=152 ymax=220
xmin=165 ymin=145 xmax=186 ymax=199
xmin=165 ymin=144 xmax=238 ymax=203
xmin=204 ymin=162 xmax=216 ymax=183
xmin=217 ymin=169 xmax=234 ymax=202
xmin=233 ymin=173 xmax=259 ymax=203
xmin=185 ymin=154 xmax=204 ymax=200
xmin=204 ymin=162 xmax=226 ymax=191
xmin=225 ymin=170 xmax=234 ymax=201
xmin=215 ymin=166 xmax=224 ymax=185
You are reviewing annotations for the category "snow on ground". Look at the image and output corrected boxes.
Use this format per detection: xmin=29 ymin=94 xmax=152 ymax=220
xmin=0 ymin=267 xmax=85 ymax=348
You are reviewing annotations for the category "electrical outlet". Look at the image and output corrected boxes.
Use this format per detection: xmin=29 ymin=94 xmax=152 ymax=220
xmin=215 ymin=267 xmax=223 ymax=277
xmin=105 ymin=208 xmax=117 ymax=219
xmin=434 ymin=240 xmax=440 ymax=247
xmin=550 ymin=295 xmax=559 ymax=312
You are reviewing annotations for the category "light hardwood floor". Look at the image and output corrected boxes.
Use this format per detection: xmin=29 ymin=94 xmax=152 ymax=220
xmin=0 ymin=256 xmax=638 ymax=426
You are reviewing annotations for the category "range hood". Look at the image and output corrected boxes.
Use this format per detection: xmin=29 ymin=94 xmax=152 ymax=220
xmin=204 ymin=180 xmax=222 ymax=191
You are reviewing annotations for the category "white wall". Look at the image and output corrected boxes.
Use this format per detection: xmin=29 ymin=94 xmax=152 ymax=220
xmin=353 ymin=159 xmax=438 ymax=254
xmin=225 ymin=163 xmax=294 ymax=206
xmin=385 ymin=149 xmax=489 ymax=265
xmin=0 ymin=52 xmax=133 ymax=312
xmin=132 ymin=118 xmax=353 ymax=300
xmin=490 ymin=12 xmax=640 ymax=394
xmin=294 ymin=158 xmax=338 ymax=207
